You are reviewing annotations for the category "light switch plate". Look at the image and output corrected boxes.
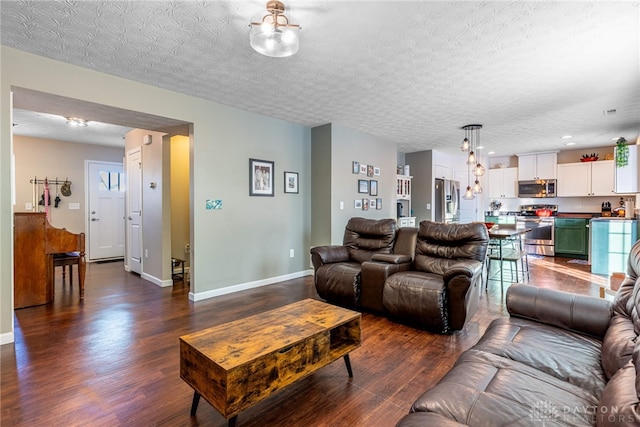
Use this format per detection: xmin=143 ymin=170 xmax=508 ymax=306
xmin=68 ymin=203 xmax=80 ymax=210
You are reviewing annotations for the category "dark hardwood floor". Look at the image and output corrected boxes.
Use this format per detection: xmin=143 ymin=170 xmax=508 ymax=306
xmin=1 ymin=256 xmax=609 ymax=426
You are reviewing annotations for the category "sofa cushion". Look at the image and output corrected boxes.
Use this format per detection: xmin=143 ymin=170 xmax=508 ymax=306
xmin=602 ymin=314 xmax=637 ymax=380
xmin=596 ymin=344 xmax=640 ymax=426
xmin=414 ymin=221 xmax=488 ymax=275
xmin=383 ymin=271 xmax=448 ymax=333
xmin=410 ymin=349 xmax=601 ymax=426
xmin=343 ymin=217 xmax=396 ymax=263
xmin=473 ymin=317 xmax=606 ymax=393
xmin=314 ymin=262 xmax=361 ymax=306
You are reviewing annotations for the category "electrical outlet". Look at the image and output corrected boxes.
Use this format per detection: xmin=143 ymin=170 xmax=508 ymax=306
xmin=426 ymin=203 xmax=431 ymax=210
xmin=289 ymin=249 xmax=295 ymax=258
xmin=25 ymin=202 xmax=33 ymax=210
xmin=339 ymin=201 xmax=344 ymax=210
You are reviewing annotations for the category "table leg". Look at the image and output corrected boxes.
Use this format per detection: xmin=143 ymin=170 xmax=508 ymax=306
xmin=343 ymin=354 xmax=353 ymax=378
xmin=190 ymin=391 xmax=201 ymax=416
xmin=499 ymin=240 xmax=504 ymax=292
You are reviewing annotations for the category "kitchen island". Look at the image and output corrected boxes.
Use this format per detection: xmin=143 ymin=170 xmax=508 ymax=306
xmin=590 ymin=218 xmax=640 ymax=275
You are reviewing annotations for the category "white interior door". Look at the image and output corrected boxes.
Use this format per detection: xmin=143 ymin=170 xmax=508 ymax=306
xmin=126 ymin=148 xmax=142 ymax=274
xmin=88 ymin=161 xmax=125 ymax=260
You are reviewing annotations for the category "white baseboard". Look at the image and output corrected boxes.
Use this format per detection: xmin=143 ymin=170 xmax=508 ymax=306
xmin=141 ymin=272 xmax=173 ymax=287
xmin=189 ymin=270 xmax=313 ymax=302
xmin=0 ymin=332 xmax=15 ymax=345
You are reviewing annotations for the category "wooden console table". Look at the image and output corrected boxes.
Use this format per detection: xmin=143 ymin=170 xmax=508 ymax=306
xmin=179 ymin=299 xmax=361 ymax=426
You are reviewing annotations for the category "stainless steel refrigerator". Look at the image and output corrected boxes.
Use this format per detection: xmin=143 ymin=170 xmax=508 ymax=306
xmin=434 ymin=179 xmax=460 ymax=223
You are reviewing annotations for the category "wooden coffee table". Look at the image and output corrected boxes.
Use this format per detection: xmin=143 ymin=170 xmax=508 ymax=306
xmin=179 ymin=299 xmax=361 ymax=426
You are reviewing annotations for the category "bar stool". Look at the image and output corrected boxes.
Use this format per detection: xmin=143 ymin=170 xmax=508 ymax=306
xmin=486 ymin=235 xmax=530 ymax=291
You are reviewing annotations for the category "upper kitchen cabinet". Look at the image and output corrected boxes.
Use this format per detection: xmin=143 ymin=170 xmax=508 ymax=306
xmin=517 ymin=152 xmax=557 ymax=180
xmin=488 ymin=167 xmax=518 ymax=198
xmin=557 ymin=160 xmax=614 ymax=197
xmin=434 ymin=164 xmax=452 ymax=180
xmin=615 ymin=144 xmax=639 ymax=194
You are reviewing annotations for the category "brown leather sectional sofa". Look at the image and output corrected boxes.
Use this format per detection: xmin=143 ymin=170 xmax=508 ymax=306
xmin=395 ymin=240 xmax=640 ymax=426
xmin=311 ymin=218 xmax=489 ymax=333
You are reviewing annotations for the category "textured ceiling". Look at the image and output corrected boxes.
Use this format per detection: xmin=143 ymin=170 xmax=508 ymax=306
xmin=2 ymin=0 xmax=639 ymax=156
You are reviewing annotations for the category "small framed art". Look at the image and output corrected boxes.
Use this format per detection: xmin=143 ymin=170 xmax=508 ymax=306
xmin=354 ymin=199 xmax=363 ymax=209
xmin=374 ymin=167 xmax=381 ymax=176
xmin=358 ymin=179 xmax=369 ymax=194
xmin=367 ymin=165 xmax=374 ymax=177
xmin=249 ymin=158 xmax=274 ymax=196
xmin=376 ymin=198 xmax=382 ymax=210
xmin=284 ymin=171 xmax=299 ymax=194
xmin=352 ymin=161 xmax=360 ymax=174
xmin=360 ymin=164 xmax=368 ymax=174
xmin=362 ymin=199 xmax=369 ymax=210
xmin=369 ymin=180 xmax=378 ymax=196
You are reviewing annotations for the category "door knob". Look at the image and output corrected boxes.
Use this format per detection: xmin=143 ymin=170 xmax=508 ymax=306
xmin=91 ymin=218 xmax=100 ymax=221
xmin=128 ymin=216 xmax=132 ymax=220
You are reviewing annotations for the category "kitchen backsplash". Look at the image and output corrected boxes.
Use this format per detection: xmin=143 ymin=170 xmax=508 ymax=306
xmin=489 ymin=195 xmax=639 ymax=213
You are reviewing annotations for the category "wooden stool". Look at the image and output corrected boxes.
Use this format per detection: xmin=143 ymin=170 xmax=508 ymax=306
xmin=54 ymin=252 xmax=81 ymax=286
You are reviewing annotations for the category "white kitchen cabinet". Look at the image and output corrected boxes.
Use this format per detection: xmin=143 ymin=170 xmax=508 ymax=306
xmin=557 ymin=160 xmax=614 ymax=197
xmin=591 ymin=161 xmax=616 ymax=196
xmin=434 ymin=164 xmax=451 ymax=180
xmin=487 ymin=167 xmax=518 ymax=198
xmin=396 ymin=175 xmax=415 ymax=227
xmin=615 ymin=144 xmax=639 ymax=194
xmin=517 ymin=153 xmax=557 ymax=180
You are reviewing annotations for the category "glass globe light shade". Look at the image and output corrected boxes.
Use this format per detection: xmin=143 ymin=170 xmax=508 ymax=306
xmin=466 ymin=151 xmax=476 ymax=165
xmin=461 ymin=138 xmax=469 ymax=152
xmin=463 ymin=186 xmax=475 ymax=200
xmin=472 ymin=180 xmax=483 ymax=194
xmin=249 ymin=3 xmax=300 ymax=58
xmin=474 ymin=163 xmax=485 ymax=177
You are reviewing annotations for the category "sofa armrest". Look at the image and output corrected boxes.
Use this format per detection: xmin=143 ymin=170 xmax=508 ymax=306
xmin=506 ymin=284 xmax=613 ymax=338
xmin=442 ymin=260 xmax=482 ymax=283
xmin=371 ymin=253 xmax=412 ymax=264
xmin=310 ymin=245 xmax=349 ymax=270
xmin=360 ymin=260 xmax=411 ymax=312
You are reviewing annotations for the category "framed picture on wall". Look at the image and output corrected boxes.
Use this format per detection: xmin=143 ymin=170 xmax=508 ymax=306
xmin=354 ymin=199 xmax=363 ymax=209
xmin=367 ymin=165 xmax=374 ymax=177
xmin=284 ymin=171 xmax=299 ymax=194
xmin=374 ymin=167 xmax=381 ymax=176
xmin=376 ymin=198 xmax=382 ymax=210
xmin=358 ymin=179 xmax=369 ymax=194
xmin=370 ymin=199 xmax=377 ymax=209
xmin=352 ymin=161 xmax=360 ymax=174
xmin=360 ymin=164 xmax=368 ymax=174
xmin=249 ymin=158 xmax=274 ymax=196
xmin=369 ymin=180 xmax=378 ymax=196
xmin=362 ymin=199 xmax=369 ymax=210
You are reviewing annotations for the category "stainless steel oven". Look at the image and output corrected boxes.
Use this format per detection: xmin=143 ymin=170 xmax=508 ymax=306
xmin=516 ymin=204 xmax=558 ymax=256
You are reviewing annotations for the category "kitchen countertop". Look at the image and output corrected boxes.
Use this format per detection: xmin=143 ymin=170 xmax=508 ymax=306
xmin=557 ymin=212 xmax=600 ymax=219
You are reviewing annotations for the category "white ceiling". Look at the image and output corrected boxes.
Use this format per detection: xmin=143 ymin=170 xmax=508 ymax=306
xmin=2 ymin=0 xmax=639 ymax=157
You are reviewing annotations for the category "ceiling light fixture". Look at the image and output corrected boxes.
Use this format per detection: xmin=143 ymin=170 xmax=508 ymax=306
xmin=461 ymin=124 xmax=483 ymax=200
xmin=65 ymin=117 xmax=88 ymax=127
xmin=249 ymin=1 xmax=301 ymax=58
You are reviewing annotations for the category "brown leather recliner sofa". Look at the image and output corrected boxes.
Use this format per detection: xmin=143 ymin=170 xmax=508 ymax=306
xmin=311 ymin=219 xmax=488 ymax=333
xmin=310 ymin=217 xmax=417 ymax=311
xmin=396 ymin=240 xmax=640 ymax=427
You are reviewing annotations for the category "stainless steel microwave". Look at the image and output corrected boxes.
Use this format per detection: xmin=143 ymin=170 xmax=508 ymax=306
xmin=518 ymin=179 xmax=556 ymax=198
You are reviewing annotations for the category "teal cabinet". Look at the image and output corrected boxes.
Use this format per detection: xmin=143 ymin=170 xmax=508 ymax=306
xmin=555 ymin=218 xmax=589 ymax=258
xmin=590 ymin=219 xmax=640 ymax=275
